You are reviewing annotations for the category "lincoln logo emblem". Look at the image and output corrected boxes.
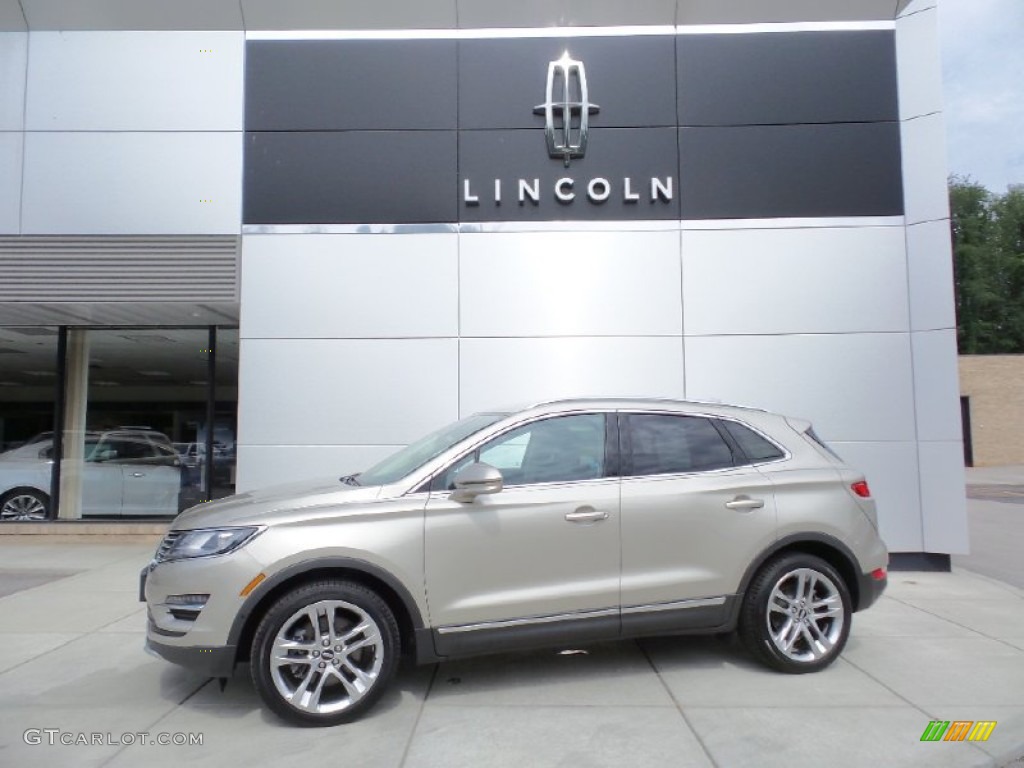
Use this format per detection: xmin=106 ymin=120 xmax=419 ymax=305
xmin=534 ymin=52 xmax=599 ymax=167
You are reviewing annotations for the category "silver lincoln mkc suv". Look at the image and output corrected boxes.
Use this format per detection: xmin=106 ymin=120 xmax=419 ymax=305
xmin=142 ymin=398 xmax=888 ymax=726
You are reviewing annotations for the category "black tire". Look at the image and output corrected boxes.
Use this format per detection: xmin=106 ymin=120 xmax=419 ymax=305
xmin=0 ymin=488 xmax=50 ymax=521
xmin=738 ymin=553 xmax=852 ymax=673
xmin=250 ymin=580 xmax=400 ymax=726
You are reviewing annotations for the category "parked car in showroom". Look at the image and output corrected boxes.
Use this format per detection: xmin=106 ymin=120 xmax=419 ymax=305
xmin=0 ymin=428 xmax=182 ymax=520
xmin=142 ymin=398 xmax=888 ymax=726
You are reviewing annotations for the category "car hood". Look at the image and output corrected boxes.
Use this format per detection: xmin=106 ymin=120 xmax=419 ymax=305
xmin=171 ymin=477 xmax=384 ymax=529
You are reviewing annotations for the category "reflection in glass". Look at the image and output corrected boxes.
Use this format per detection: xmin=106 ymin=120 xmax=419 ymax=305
xmin=0 ymin=327 xmax=58 ymax=521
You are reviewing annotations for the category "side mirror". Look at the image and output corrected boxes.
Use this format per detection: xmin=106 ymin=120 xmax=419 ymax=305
xmin=451 ymin=462 xmax=503 ymax=503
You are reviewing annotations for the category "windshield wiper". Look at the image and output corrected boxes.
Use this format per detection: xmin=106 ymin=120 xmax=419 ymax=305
xmin=339 ymin=474 xmax=361 ymax=486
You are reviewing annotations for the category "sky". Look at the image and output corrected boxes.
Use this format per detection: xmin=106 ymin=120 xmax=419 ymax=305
xmin=939 ymin=0 xmax=1024 ymax=193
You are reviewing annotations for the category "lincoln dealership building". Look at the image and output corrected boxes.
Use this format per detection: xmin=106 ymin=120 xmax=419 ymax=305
xmin=0 ymin=0 xmax=964 ymax=565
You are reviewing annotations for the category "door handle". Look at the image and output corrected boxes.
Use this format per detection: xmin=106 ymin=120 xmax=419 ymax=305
xmin=725 ymin=496 xmax=764 ymax=511
xmin=130 ymin=472 xmax=145 ymax=478
xmin=565 ymin=509 xmax=609 ymax=524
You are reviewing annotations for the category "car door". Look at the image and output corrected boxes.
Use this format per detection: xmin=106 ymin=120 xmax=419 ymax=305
xmin=81 ymin=438 xmax=124 ymax=516
xmin=424 ymin=412 xmax=621 ymax=656
xmin=112 ymin=438 xmax=181 ymax=516
xmin=618 ymin=412 xmax=778 ymax=633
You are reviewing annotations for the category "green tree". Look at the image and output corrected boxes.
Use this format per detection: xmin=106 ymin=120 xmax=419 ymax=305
xmin=949 ymin=177 xmax=1024 ymax=353
xmin=990 ymin=187 xmax=1024 ymax=348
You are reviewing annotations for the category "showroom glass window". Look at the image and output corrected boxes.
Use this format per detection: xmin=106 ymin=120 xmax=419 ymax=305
xmin=0 ymin=327 xmax=59 ymax=521
xmin=625 ymin=414 xmax=735 ymax=475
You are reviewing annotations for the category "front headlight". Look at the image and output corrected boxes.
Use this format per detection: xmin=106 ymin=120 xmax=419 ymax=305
xmin=162 ymin=527 xmax=262 ymax=561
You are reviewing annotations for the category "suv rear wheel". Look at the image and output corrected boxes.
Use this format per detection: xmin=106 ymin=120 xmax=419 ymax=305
xmin=739 ymin=553 xmax=851 ymax=673
xmin=251 ymin=580 xmax=400 ymax=726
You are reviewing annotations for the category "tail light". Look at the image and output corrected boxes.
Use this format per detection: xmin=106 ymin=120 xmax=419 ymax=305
xmin=851 ymin=480 xmax=871 ymax=498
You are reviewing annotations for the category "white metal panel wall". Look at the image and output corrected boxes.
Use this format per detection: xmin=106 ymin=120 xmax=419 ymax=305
xmin=459 ymin=230 xmax=682 ymax=338
xmin=0 ymin=31 xmax=26 ymax=130
xmin=901 ymin=113 xmax=951 ymax=226
xmin=237 ymin=233 xmax=461 ymax=488
xmin=906 ymin=219 xmax=956 ymax=333
xmin=681 ymin=226 xmax=909 ymax=336
xmin=0 ymin=32 xmax=25 ymax=233
xmin=237 ymin=337 xmax=459 ymax=446
xmin=16 ymin=31 xmax=244 ymax=235
xmin=895 ymin=6 xmax=944 ymax=122
xmin=0 ymin=132 xmax=20 ymax=233
xmin=25 ymin=32 xmax=243 ymax=131
xmin=894 ymin=4 xmax=965 ymax=554
xmin=683 ymin=332 xmax=918 ymax=443
xmin=240 ymin=234 xmax=459 ymax=339
xmin=460 ymin=336 xmax=686 ymax=415
xmin=21 ymin=132 xmax=242 ymax=234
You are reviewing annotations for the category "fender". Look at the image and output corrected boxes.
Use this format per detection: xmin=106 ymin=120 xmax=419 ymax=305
xmin=728 ymin=532 xmax=866 ymax=622
xmin=225 ymin=556 xmax=426 ymax=652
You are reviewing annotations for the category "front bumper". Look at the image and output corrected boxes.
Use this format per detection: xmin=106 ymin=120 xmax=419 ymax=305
xmin=145 ymin=637 xmax=237 ymax=678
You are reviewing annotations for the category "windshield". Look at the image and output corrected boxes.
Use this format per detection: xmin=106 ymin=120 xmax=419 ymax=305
xmin=356 ymin=412 xmax=507 ymax=487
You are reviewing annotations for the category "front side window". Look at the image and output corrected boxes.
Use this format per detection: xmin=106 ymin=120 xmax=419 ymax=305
xmin=435 ymin=414 xmax=607 ymax=489
xmin=358 ymin=412 xmax=507 ymax=487
xmin=626 ymin=414 xmax=734 ymax=476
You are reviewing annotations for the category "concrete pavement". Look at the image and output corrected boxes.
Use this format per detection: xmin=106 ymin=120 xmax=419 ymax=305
xmin=0 ymin=504 xmax=1022 ymax=767
xmin=957 ymin=466 xmax=1024 ymax=588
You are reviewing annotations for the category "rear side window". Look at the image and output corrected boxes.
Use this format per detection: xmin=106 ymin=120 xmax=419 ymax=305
xmin=721 ymin=420 xmax=786 ymax=464
xmin=626 ymin=414 xmax=734 ymax=476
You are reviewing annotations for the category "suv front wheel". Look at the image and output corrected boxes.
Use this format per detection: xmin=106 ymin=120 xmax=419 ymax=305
xmin=251 ymin=580 xmax=400 ymax=726
xmin=739 ymin=553 xmax=852 ymax=673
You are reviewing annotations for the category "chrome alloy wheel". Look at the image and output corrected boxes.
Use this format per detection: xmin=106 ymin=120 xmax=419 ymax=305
xmin=766 ymin=567 xmax=845 ymax=662
xmin=269 ymin=599 xmax=385 ymax=716
xmin=0 ymin=492 xmax=48 ymax=521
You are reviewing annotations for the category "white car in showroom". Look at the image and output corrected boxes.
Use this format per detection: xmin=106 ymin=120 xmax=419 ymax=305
xmin=0 ymin=429 xmax=182 ymax=520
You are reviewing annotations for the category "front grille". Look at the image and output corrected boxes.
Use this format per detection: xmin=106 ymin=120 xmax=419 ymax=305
xmin=154 ymin=531 xmax=182 ymax=563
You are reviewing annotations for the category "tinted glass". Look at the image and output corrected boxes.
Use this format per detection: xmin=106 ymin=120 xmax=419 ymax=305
xmin=722 ymin=420 xmax=785 ymax=463
xmin=627 ymin=414 xmax=734 ymax=475
xmin=436 ymin=414 xmax=606 ymax=489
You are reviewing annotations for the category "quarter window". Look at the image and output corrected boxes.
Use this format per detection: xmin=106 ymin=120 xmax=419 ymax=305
xmin=626 ymin=414 xmax=734 ymax=476
xmin=721 ymin=420 xmax=786 ymax=463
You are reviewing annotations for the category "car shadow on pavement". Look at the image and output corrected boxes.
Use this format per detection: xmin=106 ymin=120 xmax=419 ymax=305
xmin=156 ymin=660 xmax=431 ymax=727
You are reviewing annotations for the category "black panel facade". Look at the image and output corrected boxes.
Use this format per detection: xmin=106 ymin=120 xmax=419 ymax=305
xmin=679 ymin=123 xmax=904 ymax=219
xmin=242 ymin=31 xmax=905 ymax=225
xmin=460 ymin=129 xmax=680 ymax=222
xmin=458 ymin=36 xmax=677 ymax=129
xmin=243 ymin=132 xmax=457 ymax=224
xmin=245 ymin=40 xmax=457 ymax=130
xmin=677 ymin=31 xmax=898 ymax=126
